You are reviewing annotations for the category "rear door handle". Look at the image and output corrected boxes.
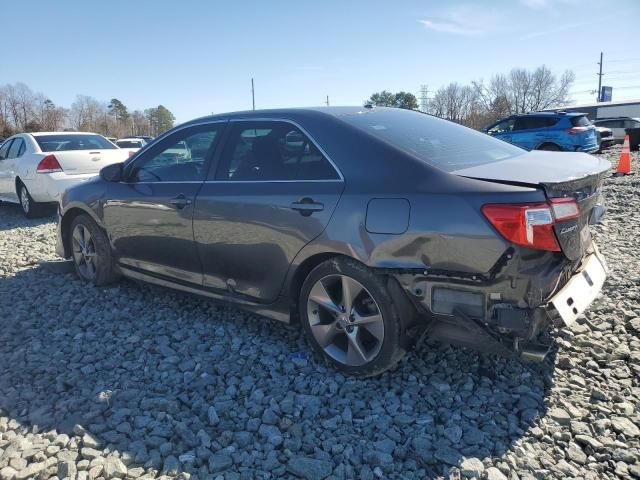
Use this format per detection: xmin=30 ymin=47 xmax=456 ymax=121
xmin=290 ymin=198 xmax=324 ymax=216
xmin=169 ymin=194 xmax=192 ymax=209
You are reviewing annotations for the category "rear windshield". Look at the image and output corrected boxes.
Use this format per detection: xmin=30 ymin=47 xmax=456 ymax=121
xmin=116 ymin=140 xmax=143 ymax=148
xmin=570 ymin=116 xmax=591 ymax=127
xmin=337 ymin=109 xmax=525 ymax=172
xmin=35 ymin=134 xmax=116 ymax=152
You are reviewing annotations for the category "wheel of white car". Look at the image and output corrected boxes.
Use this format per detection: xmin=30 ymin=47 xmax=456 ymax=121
xmin=17 ymin=182 xmax=47 ymax=219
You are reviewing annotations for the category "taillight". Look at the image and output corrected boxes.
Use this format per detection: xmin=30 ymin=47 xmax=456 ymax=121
xmin=128 ymin=151 xmax=135 ymax=157
xmin=549 ymin=197 xmax=580 ymax=221
xmin=482 ymin=198 xmax=580 ymax=252
xmin=36 ymin=154 xmax=63 ymax=173
xmin=565 ymin=126 xmax=588 ymax=134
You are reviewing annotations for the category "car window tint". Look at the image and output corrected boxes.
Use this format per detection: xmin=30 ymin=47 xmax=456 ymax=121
xmin=0 ymin=140 xmax=12 ymax=160
xmin=513 ymin=117 xmax=557 ymax=131
xmin=129 ymin=126 xmax=221 ymax=182
xmin=34 ymin=134 xmax=116 ymax=151
xmin=216 ymin=121 xmax=339 ymax=181
xmin=339 ymin=109 xmax=525 ymax=172
xmin=487 ymin=119 xmax=514 ymax=134
xmin=570 ymin=116 xmax=590 ymax=127
xmin=17 ymin=139 xmax=26 ymax=157
xmin=7 ymin=139 xmax=22 ymax=159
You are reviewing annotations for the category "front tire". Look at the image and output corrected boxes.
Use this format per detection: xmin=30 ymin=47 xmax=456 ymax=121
xmin=299 ymin=257 xmax=406 ymax=377
xmin=70 ymin=214 xmax=120 ymax=286
xmin=18 ymin=183 xmax=47 ymax=218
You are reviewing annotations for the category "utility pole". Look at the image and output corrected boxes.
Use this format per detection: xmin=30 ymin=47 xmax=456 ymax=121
xmin=596 ymin=52 xmax=604 ymax=102
xmin=325 ymin=95 xmax=329 ymax=106
xmin=419 ymin=85 xmax=429 ymax=112
xmin=251 ymin=78 xmax=255 ymax=110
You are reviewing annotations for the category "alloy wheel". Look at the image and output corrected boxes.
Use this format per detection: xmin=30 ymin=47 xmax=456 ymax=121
xmin=71 ymin=224 xmax=97 ymax=280
xmin=306 ymin=274 xmax=384 ymax=366
xmin=20 ymin=186 xmax=30 ymax=214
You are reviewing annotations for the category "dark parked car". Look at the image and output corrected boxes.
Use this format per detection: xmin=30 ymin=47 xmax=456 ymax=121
xmin=56 ymin=107 xmax=609 ymax=376
xmin=485 ymin=112 xmax=599 ymax=153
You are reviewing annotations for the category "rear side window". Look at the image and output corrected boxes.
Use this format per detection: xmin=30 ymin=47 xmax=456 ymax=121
xmin=215 ymin=121 xmax=340 ymax=181
xmin=338 ymin=109 xmax=525 ymax=172
xmin=7 ymin=138 xmax=24 ymax=159
xmin=513 ymin=116 xmax=559 ymax=131
xmin=35 ymin=134 xmax=116 ymax=151
xmin=570 ymin=116 xmax=591 ymax=127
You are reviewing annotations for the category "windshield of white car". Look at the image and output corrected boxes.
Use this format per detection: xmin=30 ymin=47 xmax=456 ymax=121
xmin=35 ymin=134 xmax=117 ymax=152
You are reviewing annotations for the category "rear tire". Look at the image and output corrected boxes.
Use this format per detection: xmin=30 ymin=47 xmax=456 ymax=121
xmin=17 ymin=182 xmax=47 ymax=218
xmin=537 ymin=143 xmax=561 ymax=151
xmin=70 ymin=214 xmax=120 ymax=286
xmin=299 ymin=257 xmax=406 ymax=377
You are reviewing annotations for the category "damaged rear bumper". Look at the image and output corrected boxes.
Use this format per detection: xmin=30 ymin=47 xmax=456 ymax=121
xmin=392 ymin=244 xmax=607 ymax=362
xmin=547 ymin=245 xmax=607 ymax=327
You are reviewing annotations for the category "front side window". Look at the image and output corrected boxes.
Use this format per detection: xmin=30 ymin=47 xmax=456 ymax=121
xmin=129 ymin=126 xmax=221 ymax=182
xmin=35 ymin=134 xmax=116 ymax=152
xmin=487 ymin=118 xmax=514 ymax=134
xmin=0 ymin=140 xmax=12 ymax=160
xmin=215 ymin=121 xmax=339 ymax=181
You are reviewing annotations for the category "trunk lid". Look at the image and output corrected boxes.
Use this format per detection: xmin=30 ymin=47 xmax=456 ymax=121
xmin=453 ymin=150 xmax=610 ymax=261
xmin=44 ymin=149 xmax=129 ymax=175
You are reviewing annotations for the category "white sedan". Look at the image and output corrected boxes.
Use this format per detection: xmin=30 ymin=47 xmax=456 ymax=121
xmin=0 ymin=132 xmax=129 ymax=217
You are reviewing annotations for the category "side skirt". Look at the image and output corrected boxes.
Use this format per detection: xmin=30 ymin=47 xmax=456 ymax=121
xmin=120 ymin=266 xmax=291 ymax=323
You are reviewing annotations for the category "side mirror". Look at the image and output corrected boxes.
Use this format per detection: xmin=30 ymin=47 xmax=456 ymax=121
xmin=100 ymin=162 xmax=124 ymax=182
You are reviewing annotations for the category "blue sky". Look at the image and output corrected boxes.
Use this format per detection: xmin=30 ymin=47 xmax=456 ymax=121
xmin=3 ymin=0 xmax=639 ymax=123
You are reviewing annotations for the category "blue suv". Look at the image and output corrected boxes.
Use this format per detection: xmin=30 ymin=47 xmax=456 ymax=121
xmin=484 ymin=112 xmax=599 ymax=153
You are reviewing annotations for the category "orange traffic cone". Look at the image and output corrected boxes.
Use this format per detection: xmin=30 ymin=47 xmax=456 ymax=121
xmin=615 ymin=135 xmax=632 ymax=175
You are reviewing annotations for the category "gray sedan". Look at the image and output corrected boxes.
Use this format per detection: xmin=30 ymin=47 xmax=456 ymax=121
xmin=56 ymin=107 xmax=609 ymax=376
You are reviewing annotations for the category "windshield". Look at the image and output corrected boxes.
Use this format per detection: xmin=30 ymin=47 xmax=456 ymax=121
xmin=337 ymin=108 xmax=525 ymax=172
xmin=116 ymin=140 xmax=143 ymax=148
xmin=35 ymin=134 xmax=116 ymax=152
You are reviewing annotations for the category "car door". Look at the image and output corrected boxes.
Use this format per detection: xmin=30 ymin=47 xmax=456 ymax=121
xmin=193 ymin=119 xmax=344 ymax=303
xmin=486 ymin=118 xmax=515 ymax=144
xmin=510 ymin=117 xmax=539 ymax=150
xmin=0 ymin=139 xmax=14 ymax=199
xmin=3 ymin=138 xmax=26 ymax=201
xmin=102 ymin=122 xmax=226 ymax=284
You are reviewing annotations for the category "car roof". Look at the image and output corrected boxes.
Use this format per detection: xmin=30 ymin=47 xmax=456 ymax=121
xmin=513 ymin=111 xmax=586 ymax=117
xmin=182 ymin=106 xmax=378 ymax=125
xmin=117 ymin=138 xmax=143 ymax=141
xmin=30 ymin=131 xmax=103 ymax=136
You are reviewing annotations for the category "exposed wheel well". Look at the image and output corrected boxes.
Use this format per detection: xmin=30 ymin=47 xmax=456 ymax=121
xmin=60 ymin=208 xmax=93 ymax=258
xmin=536 ymin=142 xmax=562 ymax=151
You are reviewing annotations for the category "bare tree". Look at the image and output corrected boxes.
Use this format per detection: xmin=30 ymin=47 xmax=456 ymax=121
xmin=432 ymin=65 xmax=575 ymax=128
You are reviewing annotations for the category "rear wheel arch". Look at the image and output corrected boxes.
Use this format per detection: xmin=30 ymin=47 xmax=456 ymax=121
xmin=536 ymin=142 xmax=562 ymax=151
xmin=288 ymin=252 xmax=346 ymax=321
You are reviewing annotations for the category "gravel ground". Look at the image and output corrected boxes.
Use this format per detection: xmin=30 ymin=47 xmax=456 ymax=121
xmin=0 ymin=146 xmax=638 ymax=480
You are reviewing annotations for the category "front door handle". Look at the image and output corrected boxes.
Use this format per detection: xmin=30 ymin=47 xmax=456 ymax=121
xmin=290 ymin=198 xmax=324 ymax=216
xmin=169 ymin=194 xmax=192 ymax=209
